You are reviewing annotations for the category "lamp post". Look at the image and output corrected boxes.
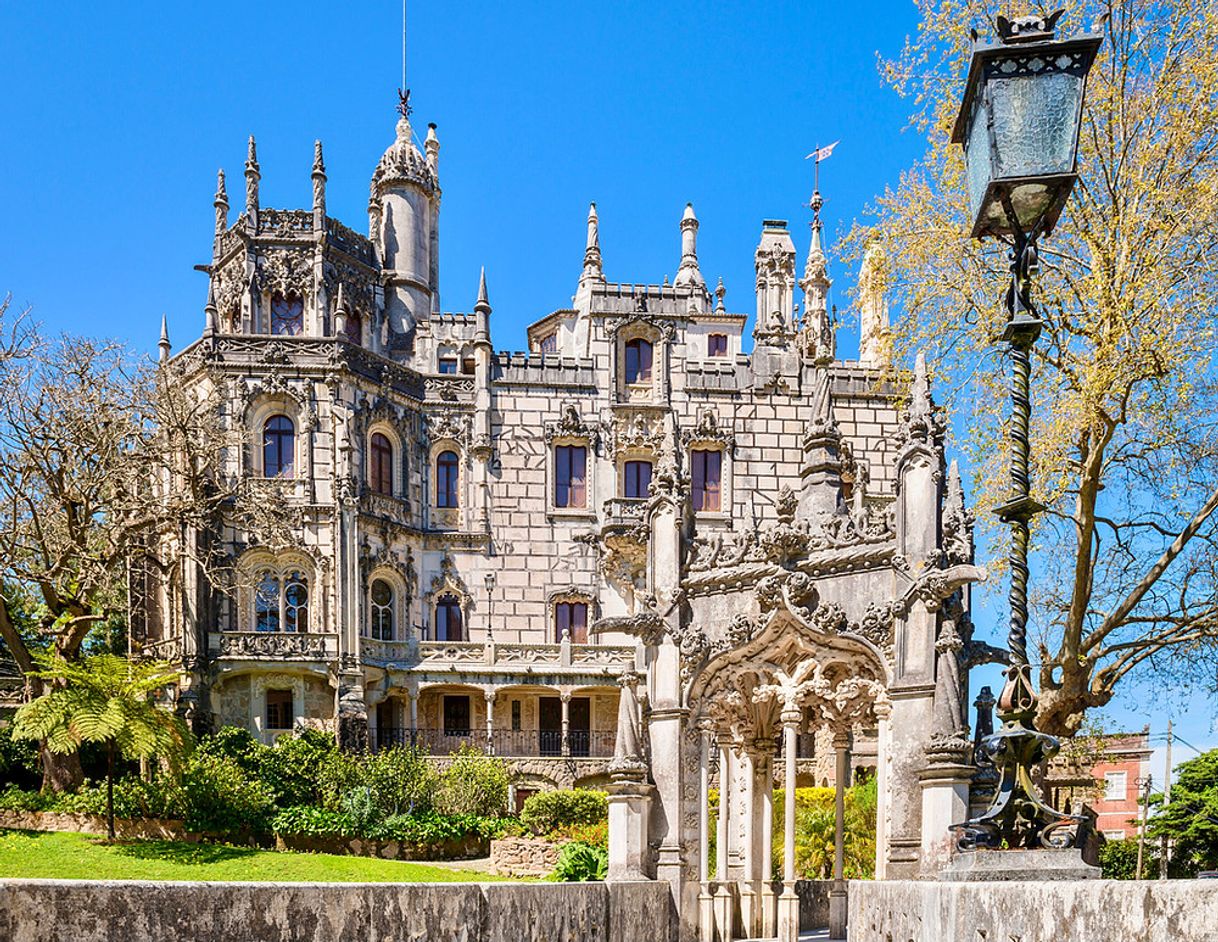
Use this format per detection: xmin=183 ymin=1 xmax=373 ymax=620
xmin=951 ymin=9 xmax=1101 ymax=851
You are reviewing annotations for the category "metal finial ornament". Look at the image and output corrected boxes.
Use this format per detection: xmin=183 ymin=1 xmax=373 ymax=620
xmin=396 ymin=87 xmax=413 ymax=120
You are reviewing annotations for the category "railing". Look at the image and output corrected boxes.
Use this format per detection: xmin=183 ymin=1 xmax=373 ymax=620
xmin=374 ymin=726 xmax=615 ymax=759
xmin=211 ymin=631 xmax=337 ymax=660
xmin=602 ymin=497 xmax=648 ymax=527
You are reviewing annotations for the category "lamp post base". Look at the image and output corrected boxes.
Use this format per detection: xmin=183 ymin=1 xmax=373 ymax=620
xmin=941 ymin=847 xmax=1099 ymax=882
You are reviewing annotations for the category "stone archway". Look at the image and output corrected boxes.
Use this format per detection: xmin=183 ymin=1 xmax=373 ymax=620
xmin=687 ymin=608 xmax=891 ymax=942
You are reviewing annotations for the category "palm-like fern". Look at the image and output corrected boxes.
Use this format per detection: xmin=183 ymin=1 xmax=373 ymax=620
xmin=13 ymin=653 xmax=191 ymax=839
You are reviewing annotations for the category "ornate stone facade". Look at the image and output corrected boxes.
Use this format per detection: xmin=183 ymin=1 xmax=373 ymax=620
xmin=145 ymin=104 xmax=989 ymax=938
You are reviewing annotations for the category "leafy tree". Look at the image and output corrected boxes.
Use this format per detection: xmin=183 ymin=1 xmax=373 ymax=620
xmin=12 ymin=653 xmax=190 ymax=839
xmin=850 ymin=0 xmax=1218 ymax=735
xmin=1148 ymin=748 xmax=1218 ymax=874
xmin=772 ymin=781 xmax=878 ymax=880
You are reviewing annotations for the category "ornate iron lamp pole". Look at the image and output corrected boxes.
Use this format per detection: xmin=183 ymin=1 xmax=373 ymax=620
xmin=950 ymin=9 xmax=1101 ymax=850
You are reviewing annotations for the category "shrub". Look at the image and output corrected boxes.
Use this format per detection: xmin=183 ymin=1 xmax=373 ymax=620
xmin=272 ymin=805 xmax=354 ymax=839
xmin=196 ymin=726 xmax=264 ymax=774
xmin=1099 ymin=836 xmax=1153 ymax=879
xmin=435 ymin=746 xmax=510 ymax=817
xmin=0 ymin=785 xmax=53 ymax=812
xmin=259 ymin=729 xmax=336 ymax=808
xmin=520 ymin=789 xmax=608 ymax=836
xmin=556 ymin=819 xmax=608 ymax=850
xmin=0 ymin=725 xmax=41 ymax=791
xmin=553 ymin=841 xmax=608 ymax=881
xmin=54 ymin=776 xmax=185 ymax=820
xmin=360 ymin=745 xmax=437 ymax=818
xmin=181 ymin=753 xmax=275 ymax=836
xmin=339 ymin=786 xmax=379 ymax=836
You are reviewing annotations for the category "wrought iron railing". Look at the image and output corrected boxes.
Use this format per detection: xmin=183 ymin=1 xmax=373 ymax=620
xmin=373 ymin=726 xmax=615 ymax=759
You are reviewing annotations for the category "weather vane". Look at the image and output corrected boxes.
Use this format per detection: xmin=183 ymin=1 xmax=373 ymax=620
xmin=804 ymin=140 xmax=839 ymax=219
xmin=396 ymin=87 xmax=413 ymax=120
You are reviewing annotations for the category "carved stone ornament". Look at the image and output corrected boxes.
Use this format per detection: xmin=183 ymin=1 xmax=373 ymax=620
xmin=590 ymin=610 xmax=665 ymax=647
xmin=255 ymin=248 xmax=314 ymax=300
xmin=426 ymin=554 xmax=470 ymax=605
xmin=543 ymin=403 xmax=600 ymax=448
xmin=609 ymin=412 xmax=663 ymax=457
xmin=425 ymin=411 xmax=472 ymax=447
xmin=680 ymin=408 xmax=735 ymax=451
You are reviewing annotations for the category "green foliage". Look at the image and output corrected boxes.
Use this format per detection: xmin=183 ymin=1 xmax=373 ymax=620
xmin=553 ymin=841 xmax=608 ymax=882
xmin=0 ymin=777 xmax=184 ymax=819
xmin=1148 ymin=748 xmax=1218 ymax=875
xmin=0 ymin=785 xmax=55 ymax=812
xmin=355 ymin=745 xmax=437 ymax=818
xmin=519 ymin=789 xmax=608 ymax=836
xmin=434 ymin=745 xmax=510 ymax=817
xmin=258 ymin=729 xmax=336 ymax=807
xmin=180 ymin=754 xmax=275 ymax=837
xmin=12 ymin=653 xmax=190 ymax=765
xmin=270 ymin=804 xmax=508 ymax=845
xmin=271 ymin=805 xmax=353 ymax=839
xmin=339 ymin=787 xmax=379 ymax=836
xmin=0 ymin=725 xmax=40 ymax=790
xmin=195 ymin=726 xmax=261 ymax=772
xmin=770 ymin=782 xmax=878 ymax=880
xmin=1098 ymin=837 xmax=1150 ymax=879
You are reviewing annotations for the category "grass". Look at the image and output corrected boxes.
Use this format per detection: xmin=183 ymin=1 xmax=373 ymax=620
xmin=0 ymin=829 xmax=517 ymax=883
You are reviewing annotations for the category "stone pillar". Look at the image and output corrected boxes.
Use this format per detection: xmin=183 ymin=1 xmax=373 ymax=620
xmin=698 ymin=723 xmax=714 ymax=942
xmin=607 ymin=671 xmax=653 ymax=883
xmin=777 ymin=713 xmax=801 ymax=942
xmin=874 ymin=701 xmax=893 ymax=878
xmin=484 ymin=689 xmax=496 ymax=754
xmin=560 ymin=691 xmax=571 ymax=757
xmin=829 ymin=731 xmax=851 ymax=941
xmin=758 ymin=742 xmax=777 ymax=939
xmin=714 ymin=737 xmax=733 ymax=941
xmin=408 ymin=686 xmax=419 ymax=747
xmin=919 ymin=760 xmax=974 ymax=876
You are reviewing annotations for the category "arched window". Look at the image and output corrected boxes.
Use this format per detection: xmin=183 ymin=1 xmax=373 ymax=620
xmin=371 ymin=579 xmax=394 ymax=641
xmin=270 ymin=293 xmax=304 ymax=336
xmin=283 ymin=572 xmax=308 ymax=632
xmin=370 ymin=433 xmax=394 ymax=496
xmin=623 ymin=460 xmax=653 ymax=499
xmin=435 ymin=594 xmax=463 ymax=642
xmin=554 ymin=445 xmax=587 ymax=508
xmin=436 ymin=450 xmax=459 ymax=507
xmin=255 ymin=573 xmax=280 ymax=632
xmin=343 ymin=312 xmax=362 ymax=345
xmin=624 ymin=338 xmax=653 ymax=384
xmin=555 ymin=600 xmax=589 ymax=644
xmin=263 ymin=415 xmax=295 ymax=478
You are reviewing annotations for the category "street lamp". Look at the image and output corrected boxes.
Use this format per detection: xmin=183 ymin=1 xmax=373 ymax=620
xmin=951 ymin=9 xmax=1101 ymax=851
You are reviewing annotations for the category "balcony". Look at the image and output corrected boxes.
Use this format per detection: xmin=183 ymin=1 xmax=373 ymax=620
xmin=375 ymin=726 xmax=615 ymax=759
xmin=361 ymin=639 xmax=635 ymax=673
xmin=210 ymin=631 xmax=337 ymax=660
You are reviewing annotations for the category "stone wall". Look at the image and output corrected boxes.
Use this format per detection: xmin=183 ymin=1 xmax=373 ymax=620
xmin=0 ymin=879 xmax=676 ymax=942
xmin=490 ymin=837 xmax=562 ymax=877
xmin=0 ymin=811 xmax=192 ymax=842
xmin=849 ymin=878 xmax=1218 ymax=942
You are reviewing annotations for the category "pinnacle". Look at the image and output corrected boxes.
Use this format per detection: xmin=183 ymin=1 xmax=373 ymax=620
xmin=313 ymin=140 xmax=325 ymax=174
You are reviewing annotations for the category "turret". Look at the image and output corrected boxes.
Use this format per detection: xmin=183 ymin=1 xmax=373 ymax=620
xmin=673 ymin=203 xmax=705 ymax=289
xmin=580 ymin=202 xmax=605 ymax=286
xmin=203 ymin=279 xmax=218 ymax=337
xmin=244 ymin=136 xmax=260 ymax=232
xmin=753 ymin=220 xmax=796 ymax=336
xmin=158 ymin=314 xmax=171 ymax=364
xmin=371 ymin=96 xmax=440 ymax=343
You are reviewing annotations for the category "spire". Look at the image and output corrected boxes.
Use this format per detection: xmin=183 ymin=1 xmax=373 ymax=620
xmin=204 ymin=280 xmax=218 ymax=336
xmin=799 ymin=189 xmax=833 ymax=362
xmin=244 ymin=135 xmax=260 ymax=231
xmin=673 ymin=202 xmax=705 ymax=289
xmin=580 ymin=202 xmax=605 ymax=285
xmin=910 ymin=352 xmax=932 ymax=421
xmin=857 ymin=239 xmax=891 ymax=368
xmin=714 ymin=277 xmax=726 ymax=313
xmin=942 ymin=458 xmax=975 ymax=565
xmin=474 ymin=267 xmax=491 ymax=344
xmin=213 ymin=169 xmax=229 ymax=243
xmin=333 ymin=283 xmax=348 ymax=338
xmin=158 ymin=314 xmax=171 ymax=363
xmin=312 ymin=140 xmax=327 ymax=225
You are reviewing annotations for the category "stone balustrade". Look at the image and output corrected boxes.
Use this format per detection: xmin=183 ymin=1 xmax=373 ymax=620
xmin=210 ymin=632 xmax=337 ymax=660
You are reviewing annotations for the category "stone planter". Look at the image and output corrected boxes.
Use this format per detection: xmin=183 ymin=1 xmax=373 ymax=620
xmin=489 ymin=836 xmax=562 ymax=877
xmin=275 ymin=831 xmax=488 ymax=861
xmin=0 ymin=809 xmax=193 ymax=842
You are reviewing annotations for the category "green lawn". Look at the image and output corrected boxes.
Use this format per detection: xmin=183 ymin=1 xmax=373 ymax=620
xmin=0 ymin=829 xmax=515 ymax=883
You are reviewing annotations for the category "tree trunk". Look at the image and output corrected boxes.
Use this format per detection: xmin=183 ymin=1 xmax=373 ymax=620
xmin=106 ymin=740 xmax=115 ymax=842
xmin=39 ymin=744 xmax=83 ymax=793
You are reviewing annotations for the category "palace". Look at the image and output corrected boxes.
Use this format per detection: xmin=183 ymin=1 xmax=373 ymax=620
xmin=144 ymin=100 xmax=992 ymax=935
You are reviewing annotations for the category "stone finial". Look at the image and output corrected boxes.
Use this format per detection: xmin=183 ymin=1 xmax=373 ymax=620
xmin=475 ymin=266 xmax=491 ymax=314
xmin=158 ymin=313 xmax=171 ymax=363
xmin=799 ymin=193 xmax=834 ymax=363
xmin=244 ymin=135 xmax=260 ymax=231
xmin=714 ymin=276 xmax=726 ymax=313
xmin=312 ymin=140 xmax=327 ymax=223
xmin=334 ymin=283 xmax=348 ymax=338
xmin=213 ymin=169 xmax=229 ymax=242
xmin=581 ymin=202 xmax=605 ymax=285
xmin=204 ymin=279 xmax=218 ymax=336
xmin=673 ymin=202 xmax=705 ymax=289
xmin=474 ymin=267 xmax=491 ymax=345
xmin=943 ymin=459 xmax=975 ymax=565
xmin=858 ymin=239 xmax=890 ymax=368
xmin=425 ymin=122 xmax=440 ymax=173
xmin=910 ymin=353 xmax=932 ymax=420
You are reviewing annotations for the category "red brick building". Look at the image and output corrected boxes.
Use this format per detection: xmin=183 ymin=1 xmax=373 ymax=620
xmin=1048 ymin=727 xmax=1153 ymax=840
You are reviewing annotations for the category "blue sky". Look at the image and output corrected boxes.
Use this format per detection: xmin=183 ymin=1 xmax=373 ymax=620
xmin=2 ymin=0 xmax=1212 ymax=775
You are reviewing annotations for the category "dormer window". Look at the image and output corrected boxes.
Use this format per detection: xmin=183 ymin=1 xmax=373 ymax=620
xmin=708 ymin=334 xmax=728 ymax=357
xmin=438 ymin=358 xmax=458 ymax=375
xmin=270 ymin=293 xmax=303 ymax=336
xmin=539 ymin=333 xmax=557 ymax=354
xmin=625 ymin=338 xmax=653 ymax=384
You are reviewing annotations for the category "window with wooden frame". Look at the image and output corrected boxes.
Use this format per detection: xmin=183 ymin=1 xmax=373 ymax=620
xmin=370 ymin=432 xmax=394 ymax=495
xmin=555 ymin=600 xmax=589 ymax=644
xmin=265 ymin=689 xmax=293 ymax=730
xmin=554 ymin=445 xmax=588 ymax=508
xmin=690 ymin=448 xmax=723 ymax=512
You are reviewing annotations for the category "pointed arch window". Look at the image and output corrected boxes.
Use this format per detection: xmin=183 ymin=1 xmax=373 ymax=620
xmin=255 ymin=573 xmax=280 ymax=632
xmin=283 ymin=572 xmax=308 ymax=632
xmin=435 ymin=594 xmax=463 ymax=642
xmin=436 ymin=450 xmax=459 ymax=507
xmin=270 ymin=293 xmax=304 ymax=336
xmin=370 ymin=579 xmax=394 ymax=641
xmin=370 ymin=433 xmax=394 ymax=496
xmin=263 ymin=415 xmax=295 ymax=478
xmin=624 ymin=338 xmax=653 ymax=384
xmin=343 ymin=312 xmax=363 ymax=345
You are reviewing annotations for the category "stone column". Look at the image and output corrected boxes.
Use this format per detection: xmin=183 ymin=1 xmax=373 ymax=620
xmin=777 ymin=712 xmax=801 ymax=942
xmin=829 ymin=730 xmax=851 ymax=941
xmin=408 ymin=686 xmax=419 ymax=748
xmin=713 ymin=736 xmax=733 ymax=941
xmin=560 ymin=691 xmax=571 ymax=757
xmin=484 ymin=689 xmax=496 ymax=754
xmin=758 ymin=741 xmax=776 ymax=939
xmin=606 ymin=672 xmax=653 ymax=882
xmin=874 ymin=701 xmax=893 ymax=879
xmin=737 ymin=748 xmax=757 ymax=936
xmin=698 ymin=722 xmax=714 ymax=942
